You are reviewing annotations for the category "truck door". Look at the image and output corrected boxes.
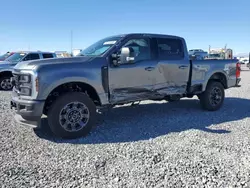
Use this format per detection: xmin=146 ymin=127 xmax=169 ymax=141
xmin=153 ymin=37 xmax=190 ymax=95
xmin=108 ymin=36 xmax=158 ymax=104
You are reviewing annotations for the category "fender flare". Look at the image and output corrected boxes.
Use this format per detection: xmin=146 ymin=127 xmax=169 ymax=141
xmin=202 ymin=71 xmax=228 ymax=91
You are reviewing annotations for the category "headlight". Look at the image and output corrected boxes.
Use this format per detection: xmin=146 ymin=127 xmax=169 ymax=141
xmin=19 ymin=74 xmax=31 ymax=83
xmin=12 ymin=70 xmax=38 ymax=99
xmin=20 ymin=87 xmax=31 ymax=96
xmin=17 ymin=74 xmax=32 ymax=96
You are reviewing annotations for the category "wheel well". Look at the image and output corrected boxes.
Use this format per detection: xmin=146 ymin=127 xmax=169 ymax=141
xmin=208 ymin=73 xmax=227 ymax=89
xmin=43 ymin=82 xmax=101 ymax=115
xmin=0 ymin=71 xmax=13 ymax=78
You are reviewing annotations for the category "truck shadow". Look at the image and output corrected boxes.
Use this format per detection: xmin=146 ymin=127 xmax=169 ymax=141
xmin=34 ymin=97 xmax=250 ymax=144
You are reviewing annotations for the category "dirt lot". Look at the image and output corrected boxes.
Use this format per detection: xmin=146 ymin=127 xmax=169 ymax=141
xmin=0 ymin=71 xmax=250 ymax=188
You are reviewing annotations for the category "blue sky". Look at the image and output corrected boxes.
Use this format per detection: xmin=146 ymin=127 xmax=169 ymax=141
xmin=0 ymin=0 xmax=249 ymax=55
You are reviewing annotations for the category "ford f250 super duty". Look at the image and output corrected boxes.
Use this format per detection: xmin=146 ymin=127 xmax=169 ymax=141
xmin=10 ymin=33 xmax=241 ymax=139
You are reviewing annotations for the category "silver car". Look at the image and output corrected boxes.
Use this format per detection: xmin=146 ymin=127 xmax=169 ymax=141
xmin=0 ymin=51 xmax=56 ymax=90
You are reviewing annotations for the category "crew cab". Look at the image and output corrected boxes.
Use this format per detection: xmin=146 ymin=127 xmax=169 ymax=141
xmin=10 ymin=33 xmax=241 ymax=139
xmin=0 ymin=51 xmax=56 ymax=90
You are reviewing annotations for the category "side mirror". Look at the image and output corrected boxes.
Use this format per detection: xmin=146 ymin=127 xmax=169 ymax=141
xmin=111 ymin=47 xmax=135 ymax=66
xmin=112 ymin=47 xmax=135 ymax=65
xmin=120 ymin=47 xmax=135 ymax=64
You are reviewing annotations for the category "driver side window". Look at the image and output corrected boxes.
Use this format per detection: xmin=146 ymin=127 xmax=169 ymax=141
xmin=121 ymin=38 xmax=151 ymax=63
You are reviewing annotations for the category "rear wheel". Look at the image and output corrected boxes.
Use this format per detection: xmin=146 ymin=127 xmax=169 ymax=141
xmin=0 ymin=76 xmax=13 ymax=90
xmin=199 ymin=81 xmax=225 ymax=111
xmin=47 ymin=92 xmax=97 ymax=139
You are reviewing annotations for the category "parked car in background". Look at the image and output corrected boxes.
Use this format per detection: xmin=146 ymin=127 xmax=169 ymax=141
xmin=10 ymin=33 xmax=241 ymax=139
xmin=189 ymin=49 xmax=208 ymax=59
xmin=246 ymin=54 xmax=250 ymax=69
xmin=0 ymin=51 xmax=56 ymax=90
xmin=0 ymin=51 xmax=15 ymax=61
xmin=240 ymin=59 xmax=249 ymax=69
xmin=188 ymin=49 xmax=204 ymax=54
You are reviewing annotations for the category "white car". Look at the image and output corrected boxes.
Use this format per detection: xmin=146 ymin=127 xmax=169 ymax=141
xmin=241 ymin=59 xmax=249 ymax=64
xmin=239 ymin=59 xmax=249 ymax=69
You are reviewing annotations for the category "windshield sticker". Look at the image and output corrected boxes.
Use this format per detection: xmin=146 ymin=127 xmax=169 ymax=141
xmin=103 ymin=41 xmax=117 ymax=45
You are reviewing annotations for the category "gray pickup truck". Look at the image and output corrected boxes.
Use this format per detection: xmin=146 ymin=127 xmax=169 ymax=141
xmin=0 ymin=51 xmax=56 ymax=90
xmin=10 ymin=33 xmax=241 ymax=139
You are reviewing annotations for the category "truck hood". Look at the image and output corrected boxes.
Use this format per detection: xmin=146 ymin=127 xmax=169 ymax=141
xmin=0 ymin=61 xmax=17 ymax=71
xmin=0 ymin=60 xmax=16 ymax=65
xmin=14 ymin=56 xmax=94 ymax=70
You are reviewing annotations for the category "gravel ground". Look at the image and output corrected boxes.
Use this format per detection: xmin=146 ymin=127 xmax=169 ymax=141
xmin=1 ymin=71 xmax=250 ymax=188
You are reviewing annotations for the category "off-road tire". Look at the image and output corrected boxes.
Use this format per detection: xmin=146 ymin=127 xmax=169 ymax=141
xmin=47 ymin=92 xmax=97 ymax=139
xmin=199 ymin=81 xmax=225 ymax=111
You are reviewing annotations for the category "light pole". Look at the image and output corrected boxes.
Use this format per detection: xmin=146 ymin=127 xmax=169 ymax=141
xmin=71 ymin=30 xmax=73 ymax=56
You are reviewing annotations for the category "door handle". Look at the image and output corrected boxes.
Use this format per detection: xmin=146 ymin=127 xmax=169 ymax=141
xmin=179 ymin=65 xmax=188 ymax=69
xmin=145 ymin=67 xmax=155 ymax=71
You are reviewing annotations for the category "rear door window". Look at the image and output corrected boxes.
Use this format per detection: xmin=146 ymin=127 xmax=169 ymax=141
xmin=42 ymin=53 xmax=54 ymax=59
xmin=156 ymin=38 xmax=184 ymax=60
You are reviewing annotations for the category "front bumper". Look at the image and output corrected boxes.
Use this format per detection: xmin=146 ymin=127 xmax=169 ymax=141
xmin=10 ymin=96 xmax=45 ymax=128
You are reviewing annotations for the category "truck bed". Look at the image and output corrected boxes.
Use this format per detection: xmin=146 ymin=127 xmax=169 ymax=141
xmin=190 ymin=59 xmax=239 ymax=92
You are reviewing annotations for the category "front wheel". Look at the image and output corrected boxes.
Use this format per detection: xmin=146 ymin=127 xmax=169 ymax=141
xmin=199 ymin=81 xmax=225 ymax=111
xmin=47 ymin=92 xmax=97 ymax=139
xmin=0 ymin=76 xmax=13 ymax=90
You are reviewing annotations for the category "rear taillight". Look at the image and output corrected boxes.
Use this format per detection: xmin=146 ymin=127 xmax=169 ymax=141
xmin=236 ymin=62 xmax=241 ymax=78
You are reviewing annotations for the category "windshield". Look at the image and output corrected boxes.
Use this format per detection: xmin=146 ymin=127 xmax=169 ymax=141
xmin=79 ymin=36 xmax=122 ymax=56
xmin=5 ymin=52 xmax=26 ymax=63
xmin=0 ymin=53 xmax=10 ymax=60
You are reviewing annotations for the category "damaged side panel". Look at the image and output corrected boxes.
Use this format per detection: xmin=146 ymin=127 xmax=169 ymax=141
xmin=108 ymin=60 xmax=158 ymax=104
xmin=109 ymin=87 xmax=161 ymax=104
xmin=108 ymin=58 xmax=191 ymax=104
xmin=191 ymin=63 xmax=210 ymax=87
xmin=152 ymin=60 xmax=190 ymax=95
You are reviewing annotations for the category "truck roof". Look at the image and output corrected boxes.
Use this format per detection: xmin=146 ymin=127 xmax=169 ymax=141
xmin=109 ymin=33 xmax=184 ymax=40
xmin=15 ymin=51 xmax=55 ymax=54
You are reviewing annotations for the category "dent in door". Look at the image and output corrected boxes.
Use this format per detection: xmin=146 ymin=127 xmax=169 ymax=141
xmin=109 ymin=65 xmax=155 ymax=104
xmin=110 ymin=86 xmax=157 ymax=104
xmin=153 ymin=62 xmax=189 ymax=95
